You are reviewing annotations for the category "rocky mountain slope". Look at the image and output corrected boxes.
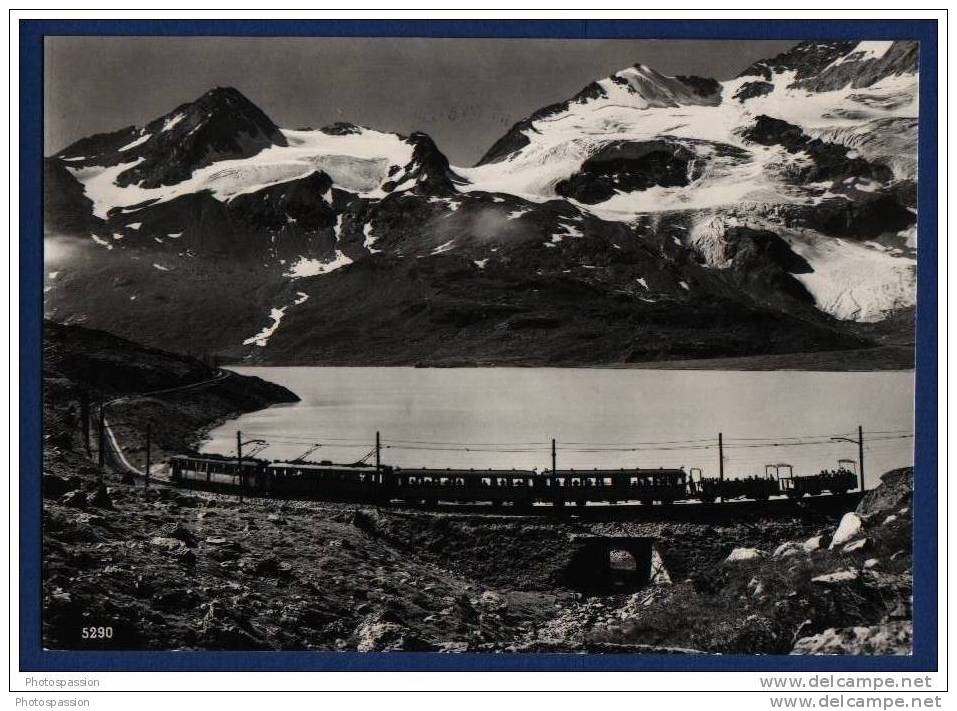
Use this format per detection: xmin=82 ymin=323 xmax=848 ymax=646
xmin=43 ymin=320 xmax=298 ymax=464
xmin=43 ymin=41 xmax=918 ymax=366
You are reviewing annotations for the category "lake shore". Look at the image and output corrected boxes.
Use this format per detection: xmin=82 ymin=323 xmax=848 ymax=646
xmin=613 ymin=345 xmax=915 ymax=372
xmin=230 ymin=345 xmax=915 ymax=372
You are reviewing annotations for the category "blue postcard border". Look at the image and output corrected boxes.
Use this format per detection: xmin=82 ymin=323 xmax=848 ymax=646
xmin=17 ymin=17 xmax=940 ymax=675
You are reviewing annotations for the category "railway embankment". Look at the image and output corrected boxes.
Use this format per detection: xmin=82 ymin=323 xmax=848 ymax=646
xmin=40 ymin=321 xmax=913 ymax=654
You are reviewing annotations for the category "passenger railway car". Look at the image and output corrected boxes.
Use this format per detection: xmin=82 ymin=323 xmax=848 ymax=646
xmin=541 ymin=468 xmax=689 ymax=507
xmin=386 ymin=468 xmax=537 ymax=507
xmin=268 ymin=461 xmax=384 ymax=501
xmin=170 ymin=453 xmax=271 ymax=492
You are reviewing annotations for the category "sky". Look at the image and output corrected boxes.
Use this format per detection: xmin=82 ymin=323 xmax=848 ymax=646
xmin=44 ymin=37 xmax=796 ymax=166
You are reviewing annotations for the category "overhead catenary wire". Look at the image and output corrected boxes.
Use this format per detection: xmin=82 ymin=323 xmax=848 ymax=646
xmin=219 ymin=428 xmax=913 ymax=481
xmin=235 ymin=430 xmax=912 ymax=452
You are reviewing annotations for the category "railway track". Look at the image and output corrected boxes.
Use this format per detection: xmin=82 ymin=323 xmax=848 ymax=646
xmin=377 ymin=492 xmax=865 ymax=522
xmin=160 ymin=474 xmax=863 ymax=521
xmin=98 ymin=369 xmax=232 ymax=483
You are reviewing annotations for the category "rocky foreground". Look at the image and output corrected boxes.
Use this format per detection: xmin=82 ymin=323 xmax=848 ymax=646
xmin=42 ymin=457 xmax=913 ymax=653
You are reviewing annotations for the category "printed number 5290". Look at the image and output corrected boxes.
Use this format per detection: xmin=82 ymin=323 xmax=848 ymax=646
xmin=81 ymin=626 xmax=113 ymax=639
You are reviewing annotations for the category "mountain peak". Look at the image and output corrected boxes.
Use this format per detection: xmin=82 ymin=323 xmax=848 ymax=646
xmin=188 ymin=86 xmax=264 ymax=115
xmin=114 ymin=87 xmax=286 ymax=189
xmin=477 ymin=63 xmax=721 ymax=165
xmin=737 ymin=40 xmax=918 ymax=91
xmin=53 ymin=86 xmax=287 ymax=189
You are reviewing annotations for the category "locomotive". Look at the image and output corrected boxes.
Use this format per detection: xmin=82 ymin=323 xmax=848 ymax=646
xmin=168 ymin=453 xmax=858 ymax=507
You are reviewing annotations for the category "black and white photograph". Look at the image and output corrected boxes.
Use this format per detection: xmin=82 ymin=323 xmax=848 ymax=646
xmin=40 ymin=34 xmax=920 ymax=657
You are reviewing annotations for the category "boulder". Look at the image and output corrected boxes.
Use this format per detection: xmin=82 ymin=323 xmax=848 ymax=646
xmin=856 ymin=468 xmax=913 ymax=518
xmin=478 ymin=591 xmax=507 ymax=611
xmin=802 ymin=535 xmax=826 ymax=552
xmin=353 ymin=611 xmax=436 ymax=652
xmin=150 ymin=536 xmax=188 ymax=552
xmin=811 ymin=570 xmax=859 ymax=585
xmin=773 ymin=542 xmax=804 ymax=558
xmin=791 ymin=621 xmax=912 ymax=655
xmin=167 ymin=524 xmax=198 ymax=547
xmin=830 ymin=512 xmax=864 ymax=549
xmin=843 ymin=538 xmax=868 ymax=553
xmin=725 ymin=547 xmax=765 ymax=563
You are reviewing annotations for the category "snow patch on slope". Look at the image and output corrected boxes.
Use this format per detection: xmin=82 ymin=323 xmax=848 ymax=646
xmin=286 ymin=252 xmax=353 ymax=278
xmin=823 ymin=41 xmax=894 ymax=71
xmin=243 ymin=307 xmax=287 ymax=347
xmin=363 ymin=222 xmax=380 ymax=254
xmin=118 ymin=132 xmax=151 ymax=152
xmin=66 ymin=127 xmax=415 ymax=217
xmin=90 ymin=234 xmax=113 ymax=250
xmin=162 ymin=113 xmax=186 ymax=132
xmin=787 ymin=233 xmax=916 ymax=322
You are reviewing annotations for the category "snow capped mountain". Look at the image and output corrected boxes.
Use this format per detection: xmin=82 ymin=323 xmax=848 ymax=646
xmin=57 ymin=87 xmax=288 ymax=190
xmin=461 ymin=42 xmax=917 ymax=213
xmin=456 ymin=40 xmax=918 ymax=324
xmin=43 ymin=40 xmax=919 ymax=365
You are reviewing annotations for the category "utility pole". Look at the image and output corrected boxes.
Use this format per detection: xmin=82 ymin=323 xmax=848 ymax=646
xmin=97 ymin=405 xmax=106 ymax=474
xmin=144 ymin=422 xmax=151 ymax=492
xmin=718 ymin=432 xmax=724 ymax=504
xmin=831 ymin=426 xmax=866 ymax=492
xmin=80 ymin=391 xmax=90 ymax=455
xmin=237 ymin=430 xmax=243 ymax=504
xmin=551 ymin=438 xmax=557 ymax=474
xmin=375 ymin=431 xmax=381 ymax=472
xmin=858 ymin=425 xmax=865 ymax=492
